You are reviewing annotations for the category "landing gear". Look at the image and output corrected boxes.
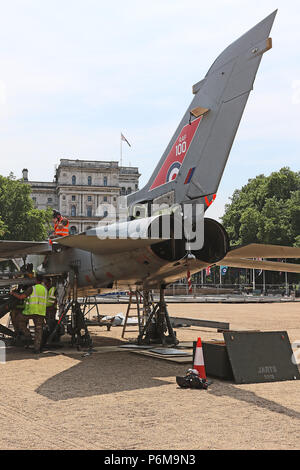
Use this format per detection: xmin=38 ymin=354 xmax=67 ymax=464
xmin=137 ymin=286 xmax=178 ymax=346
xmin=67 ymin=300 xmax=93 ymax=349
xmin=47 ymin=273 xmax=93 ymax=351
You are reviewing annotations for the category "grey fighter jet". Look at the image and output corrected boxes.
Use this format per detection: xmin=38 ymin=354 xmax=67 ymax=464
xmin=1 ymin=10 xmax=300 ymax=298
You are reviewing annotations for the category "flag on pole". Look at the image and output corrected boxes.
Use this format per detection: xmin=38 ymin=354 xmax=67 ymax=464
xmin=121 ymin=133 xmax=131 ymax=147
xmin=205 ymin=266 xmax=211 ymax=276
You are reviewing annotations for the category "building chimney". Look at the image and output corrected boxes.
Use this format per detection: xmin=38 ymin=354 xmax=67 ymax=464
xmin=22 ymin=168 xmax=28 ymax=181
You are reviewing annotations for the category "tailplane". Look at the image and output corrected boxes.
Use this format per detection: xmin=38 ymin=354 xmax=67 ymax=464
xmin=128 ymin=11 xmax=277 ymax=213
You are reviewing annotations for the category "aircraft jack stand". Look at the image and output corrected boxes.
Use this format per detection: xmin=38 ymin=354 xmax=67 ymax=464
xmin=48 ymin=275 xmax=93 ymax=351
xmin=66 ymin=300 xmax=93 ymax=350
xmin=137 ymin=287 xmax=179 ymax=346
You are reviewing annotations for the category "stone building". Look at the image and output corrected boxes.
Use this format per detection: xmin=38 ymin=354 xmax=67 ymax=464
xmin=22 ymin=159 xmax=140 ymax=234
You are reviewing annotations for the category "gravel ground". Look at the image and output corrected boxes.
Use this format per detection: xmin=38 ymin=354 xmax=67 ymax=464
xmin=0 ymin=301 xmax=299 ymax=450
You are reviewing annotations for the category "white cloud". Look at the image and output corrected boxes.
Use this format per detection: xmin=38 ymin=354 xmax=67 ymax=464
xmin=0 ymin=1 xmax=299 ymax=221
xmin=0 ymin=80 xmax=6 ymax=104
xmin=0 ymin=80 xmax=8 ymax=119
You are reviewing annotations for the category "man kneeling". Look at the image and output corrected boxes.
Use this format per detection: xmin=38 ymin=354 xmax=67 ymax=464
xmin=11 ymin=275 xmax=48 ymax=354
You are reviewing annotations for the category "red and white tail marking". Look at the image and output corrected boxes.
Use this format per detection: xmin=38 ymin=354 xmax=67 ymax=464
xmin=150 ymin=117 xmax=202 ymax=190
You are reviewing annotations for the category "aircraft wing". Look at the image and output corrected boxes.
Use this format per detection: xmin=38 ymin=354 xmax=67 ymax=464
xmin=0 ymin=277 xmax=36 ymax=288
xmin=55 ymin=215 xmax=168 ymax=255
xmin=0 ymin=240 xmax=51 ymax=261
xmin=224 ymin=243 xmax=300 ymax=259
xmin=215 ymin=244 xmax=300 ymax=273
xmin=55 ymin=233 xmax=163 ymax=255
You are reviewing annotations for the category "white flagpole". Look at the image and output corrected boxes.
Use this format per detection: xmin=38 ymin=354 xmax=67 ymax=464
xmin=120 ymin=134 xmax=123 ymax=167
xmin=285 ymin=259 xmax=288 ymax=296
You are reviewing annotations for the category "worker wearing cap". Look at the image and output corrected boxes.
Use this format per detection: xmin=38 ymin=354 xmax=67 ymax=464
xmin=52 ymin=210 xmax=69 ymax=238
xmin=16 ymin=275 xmax=48 ymax=354
xmin=49 ymin=210 xmax=69 ymax=246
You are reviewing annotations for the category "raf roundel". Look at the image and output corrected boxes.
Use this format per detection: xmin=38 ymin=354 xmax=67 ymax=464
xmin=166 ymin=161 xmax=181 ymax=183
xmin=149 ymin=117 xmax=202 ymax=191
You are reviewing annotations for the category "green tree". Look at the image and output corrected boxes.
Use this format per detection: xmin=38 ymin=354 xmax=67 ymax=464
xmin=0 ymin=174 xmax=52 ymax=241
xmin=221 ymin=167 xmax=300 ymax=247
xmin=0 ymin=218 xmax=7 ymax=237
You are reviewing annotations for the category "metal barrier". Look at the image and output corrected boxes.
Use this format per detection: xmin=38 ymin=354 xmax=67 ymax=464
xmin=157 ymin=283 xmax=297 ymax=297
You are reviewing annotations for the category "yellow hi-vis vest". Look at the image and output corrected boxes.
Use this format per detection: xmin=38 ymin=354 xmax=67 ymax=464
xmin=46 ymin=287 xmax=56 ymax=307
xmin=23 ymin=284 xmax=48 ymax=316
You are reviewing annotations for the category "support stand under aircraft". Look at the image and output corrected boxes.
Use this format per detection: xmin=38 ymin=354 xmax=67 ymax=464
xmin=136 ymin=287 xmax=178 ymax=346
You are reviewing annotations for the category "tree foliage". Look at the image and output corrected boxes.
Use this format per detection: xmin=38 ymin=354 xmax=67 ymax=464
xmin=221 ymin=167 xmax=300 ymax=247
xmin=0 ymin=174 xmax=52 ymax=241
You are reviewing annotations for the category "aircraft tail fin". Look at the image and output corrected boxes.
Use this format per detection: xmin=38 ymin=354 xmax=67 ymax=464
xmin=128 ymin=10 xmax=277 ymax=212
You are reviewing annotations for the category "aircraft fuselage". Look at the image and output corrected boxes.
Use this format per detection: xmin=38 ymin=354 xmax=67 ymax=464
xmin=43 ymin=244 xmax=209 ymax=292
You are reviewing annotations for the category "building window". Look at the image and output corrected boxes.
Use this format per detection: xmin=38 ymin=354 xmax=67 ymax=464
xmin=103 ymin=210 xmax=108 ymax=217
xmin=32 ymin=197 xmax=36 ymax=202
xmin=62 ymin=195 xmax=66 ymax=200
xmin=87 ymin=206 xmax=92 ymax=217
xmin=121 ymin=187 xmax=126 ymax=195
xmin=88 ymin=176 xmax=92 ymax=186
xmin=88 ymin=196 xmax=92 ymax=202
xmin=47 ymin=198 xmax=53 ymax=204
xmin=127 ymin=187 xmax=132 ymax=194
xmin=72 ymin=195 xmax=76 ymax=201
xmin=71 ymin=205 xmax=76 ymax=216
xmin=72 ymin=175 xmax=76 ymax=185
xmin=103 ymin=196 xmax=107 ymax=202
xmin=135 ymin=184 xmax=138 ymax=190
xmin=70 ymin=226 xmax=77 ymax=235
xmin=103 ymin=176 xmax=107 ymax=186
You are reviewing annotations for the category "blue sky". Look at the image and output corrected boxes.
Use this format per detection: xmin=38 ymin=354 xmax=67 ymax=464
xmin=0 ymin=0 xmax=299 ymax=221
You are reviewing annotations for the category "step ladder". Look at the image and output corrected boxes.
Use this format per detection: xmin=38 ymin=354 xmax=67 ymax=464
xmin=121 ymin=290 xmax=155 ymax=339
xmin=6 ymin=314 xmax=13 ymax=329
xmin=121 ymin=291 xmax=144 ymax=338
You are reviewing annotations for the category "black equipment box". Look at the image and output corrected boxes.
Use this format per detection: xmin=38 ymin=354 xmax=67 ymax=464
xmin=193 ymin=331 xmax=300 ymax=384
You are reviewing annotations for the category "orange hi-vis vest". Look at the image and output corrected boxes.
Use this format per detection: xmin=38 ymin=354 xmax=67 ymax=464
xmin=54 ymin=218 xmax=69 ymax=237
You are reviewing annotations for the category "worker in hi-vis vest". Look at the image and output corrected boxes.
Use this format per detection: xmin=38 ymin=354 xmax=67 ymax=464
xmin=52 ymin=210 xmax=69 ymax=236
xmin=49 ymin=210 xmax=69 ymax=246
xmin=17 ymin=275 xmax=48 ymax=354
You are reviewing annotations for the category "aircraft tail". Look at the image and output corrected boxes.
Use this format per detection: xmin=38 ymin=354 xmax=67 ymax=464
xmin=128 ymin=11 xmax=277 ymax=212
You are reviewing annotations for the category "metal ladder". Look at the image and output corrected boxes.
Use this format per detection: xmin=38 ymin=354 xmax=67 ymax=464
xmin=6 ymin=314 xmax=13 ymax=329
xmin=121 ymin=290 xmax=155 ymax=339
xmin=121 ymin=290 xmax=144 ymax=338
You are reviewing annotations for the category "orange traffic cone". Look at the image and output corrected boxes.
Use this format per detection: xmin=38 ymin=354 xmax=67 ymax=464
xmin=193 ymin=337 xmax=206 ymax=379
